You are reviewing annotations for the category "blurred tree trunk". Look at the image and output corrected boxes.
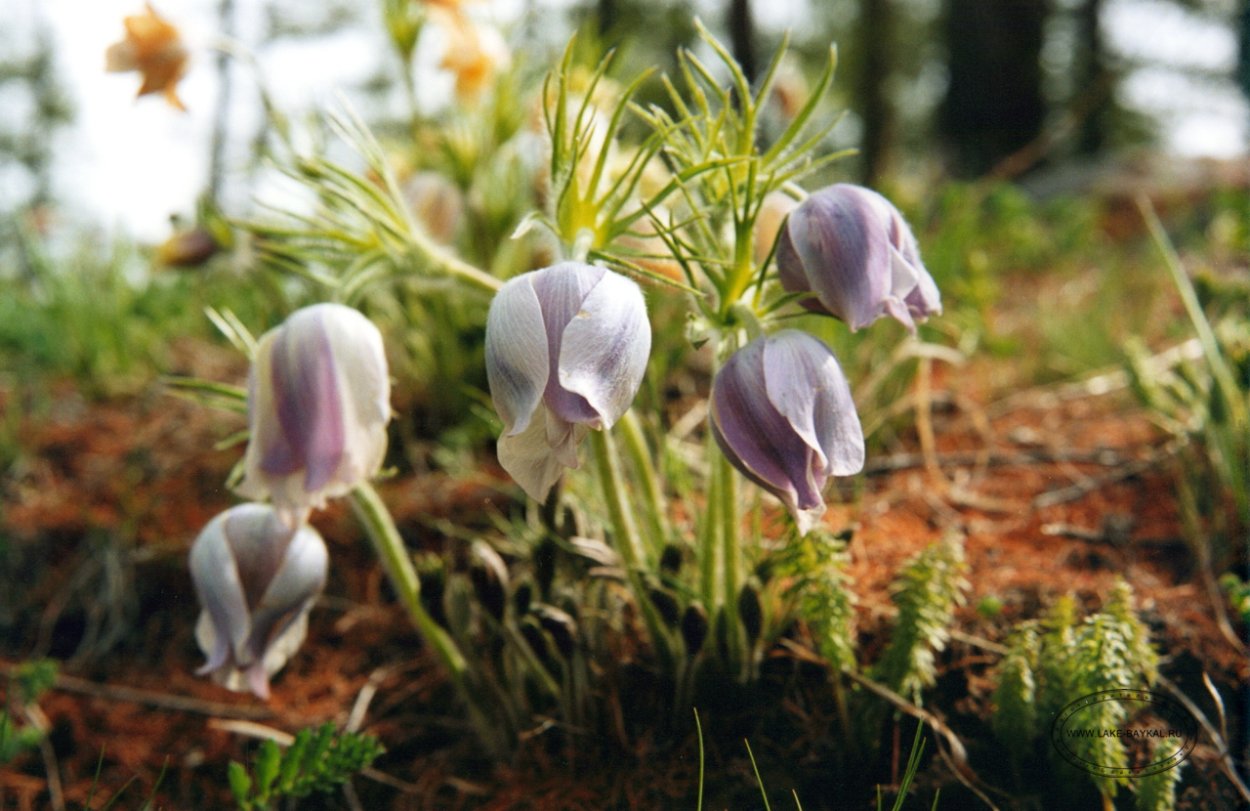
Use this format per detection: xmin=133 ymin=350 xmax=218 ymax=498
xmin=939 ymin=0 xmax=1048 ymax=177
xmin=729 ymin=0 xmax=757 ymax=84
xmin=598 ymin=0 xmax=618 ymax=35
xmin=1074 ymin=0 xmax=1108 ymax=155
xmin=1239 ymin=0 xmax=1250 ymax=99
xmin=858 ymin=0 xmax=895 ymax=185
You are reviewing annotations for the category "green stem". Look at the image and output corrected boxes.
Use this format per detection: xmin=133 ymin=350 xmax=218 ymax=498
xmin=618 ymin=410 xmax=668 ymax=557
xmin=349 ymin=483 xmax=467 ymax=677
xmin=588 ymin=429 xmax=673 ymax=664
xmin=699 ymin=427 xmax=722 ymax=611
xmin=350 ymin=483 xmax=509 ymax=755
xmin=718 ymin=447 xmax=745 ymax=674
xmin=407 ymin=234 xmax=502 ymax=294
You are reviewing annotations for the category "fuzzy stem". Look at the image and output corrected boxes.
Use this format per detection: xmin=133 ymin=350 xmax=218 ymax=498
xmin=406 ymin=235 xmax=502 ymax=294
xmin=350 ymin=483 xmax=507 ymax=755
xmin=350 ymin=484 xmax=467 ymax=675
xmin=618 ymin=409 xmax=668 ymax=557
xmin=699 ymin=428 xmax=722 ymax=611
xmin=588 ymin=428 xmax=673 ymax=664
xmin=717 ymin=447 xmax=745 ymax=673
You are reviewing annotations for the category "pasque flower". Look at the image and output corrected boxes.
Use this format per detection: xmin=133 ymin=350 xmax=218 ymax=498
xmin=189 ymin=503 xmax=328 ymax=699
xmin=105 ymin=3 xmax=190 ymax=111
xmin=485 ymin=262 xmax=651 ymax=501
xmin=710 ymin=330 xmax=864 ymax=534
xmin=239 ymin=303 xmax=391 ymax=525
xmin=776 ymin=183 xmax=940 ymax=332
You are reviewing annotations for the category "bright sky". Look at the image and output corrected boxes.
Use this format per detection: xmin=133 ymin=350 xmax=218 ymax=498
xmin=11 ymin=0 xmax=1249 ymax=242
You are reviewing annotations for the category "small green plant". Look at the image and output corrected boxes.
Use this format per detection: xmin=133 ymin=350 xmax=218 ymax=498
xmin=1 ymin=658 xmax=57 ymax=764
xmin=991 ymin=581 xmax=1161 ymax=804
xmin=873 ymin=534 xmax=969 ymax=702
xmin=227 ymin=723 xmax=385 ymax=811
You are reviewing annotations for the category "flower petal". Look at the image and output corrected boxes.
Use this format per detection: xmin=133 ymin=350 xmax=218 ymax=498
xmin=496 ymin=403 xmax=579 ymax=501
xmin=530 ymin=262 xmax=605 ymax=425
xmin=762 ymin=331 xmax=864 ymax=479
xmin=270 ymin=308 xmax=347 ymax=493
xmin=557 ymin=269 xmax=651 ymax=429
xmin=785 ymin=186 xmax=893 ymax=331
xmin=711 ymin=340 xmax=821 ymax=511
xmin=189 ymin=509 xmax=254 ymax=671
xmin=486 ymin=273 xmax=551 ymax=435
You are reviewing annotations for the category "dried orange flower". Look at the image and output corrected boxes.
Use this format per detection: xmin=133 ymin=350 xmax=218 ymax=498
xmin=105 ymin=3 xmax=190 ymax=111
xmin=431 ymin=9 xmax=509 ymax=101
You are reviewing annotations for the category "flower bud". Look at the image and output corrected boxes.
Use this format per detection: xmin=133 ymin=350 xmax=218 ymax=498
xmin=485 ymin=262 xmax=651 ymax=501
xmin=189 ymin=504 xmax=327 ymax=699
xmin=710 ymin=330 xmax=864 ymax=534
xmin=681 ymin=602 xmax=709 ymax=655
xmin=533 ymin=604 xmax=578 ymax=659
xmin=737 ymin=583 xmax=764 ymax=645
xmin=776 ymin=183 xmax=940 ymax=332
xmin=239 ymin=303 xmax=392 ymax=526
xmin=468 ymin=540 xmax=509 ymax=621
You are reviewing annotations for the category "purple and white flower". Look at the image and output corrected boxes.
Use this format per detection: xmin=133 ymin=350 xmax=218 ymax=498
xmin=238 ymin=303 xmax=391 ymax=525
xmin=777 ymin=183 xmax=940 ymax=332
xmin=710 ymin=330 xmax=864 ymax=534
xmin=485 ymin=262 xmax=651 ymax=500
xmin=189 ymin=503 xmax=328 ymax=699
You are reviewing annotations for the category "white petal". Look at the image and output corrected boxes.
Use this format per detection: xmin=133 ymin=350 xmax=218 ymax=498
xmin=497 ymin=403 xmax=575 ymax=501
xmin=189 ymin=510 xmax=253 ymax=663
xmin=485 ymin=273 xmax=550 ymax=435
xmin=557 ymin=270 xmax=651 ymax=428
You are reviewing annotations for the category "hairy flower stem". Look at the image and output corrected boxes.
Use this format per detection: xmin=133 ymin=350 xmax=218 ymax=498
xmin=405 ymin=234 xmax=502 ymax=294
xmin=699 ymin=428 xmax=723 ymax=611
xmin=588 ymin=428 xmax=674 ymax=667
xmin=618 ymin=410 xmax=669 ymax=556
xmin=349 ymin=483 xmax=506 ymax=755
xmin=717 ymin=447 xmax=746 ymax=675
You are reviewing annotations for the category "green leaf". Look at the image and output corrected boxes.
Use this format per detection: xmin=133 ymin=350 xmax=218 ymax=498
xmin=227 ymin=761 xmax=253 ymax=810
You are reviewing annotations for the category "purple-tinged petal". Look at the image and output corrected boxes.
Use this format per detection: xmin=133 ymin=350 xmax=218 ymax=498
xmin=762 ymin=331 xmax=864 ymax=479
xmin=239 ymin=304 xmax=391 ymax=519
xmin=531 ymin=262 xmax=605 ymax=425
xmin=783 ymin=186 xmax=893 ymax=331
xmin=711 ymin=332 xmax=864 ymax=534
xmin=711 ymin=340 xmax=822 ymax=511
xmin=268 ymin=309 xmax=346 ymax=492
xmin=486 ymin=273 xmax=551 ymax=435
xmin=557 ymin=269 xmax=651 ymax=429
xmin=778 ymin=183 xmax=939 ymax=333
xmin=189 ymin=509 xmax=254 ymax=669
xmin=189 ymin=505 xmax=325 ymax=699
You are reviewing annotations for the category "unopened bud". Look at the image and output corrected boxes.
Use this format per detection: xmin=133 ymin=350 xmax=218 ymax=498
xmin=469 ymin=541 xmax=509 ymax=621
xmin=681 ymin=602 xmax=709 ymax=656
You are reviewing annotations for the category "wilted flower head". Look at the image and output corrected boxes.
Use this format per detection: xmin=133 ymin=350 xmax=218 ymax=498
xmin=777 ymin=183 xmax=940 ymax=333
xmin=431 ymin=8 xmax=510 ymax=101
xmin=190 ymin=503 xmax=328 ymax=699
xmin=486 ymin=262 xmax=651 ymax=501
xmin=239 ymin=303 xmax=391 ymax=525
xmin=105 ymin=3 xmax=190 ymax=111
xmin=710 ymin=330 xmax=864 ymax=534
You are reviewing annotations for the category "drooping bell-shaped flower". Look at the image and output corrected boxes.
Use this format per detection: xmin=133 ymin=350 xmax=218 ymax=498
xmin=238 ymin=303 xmax=391 ymax=526
xmin=776 ymin=183 xmax=941 ymax=333
xmin=189 ymin=503 xmax=328 ymax=699
xmin=710 ymin=330 xmax=864 ymax=534
xmin=485 ymin=261 xmax=651 ymax=501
